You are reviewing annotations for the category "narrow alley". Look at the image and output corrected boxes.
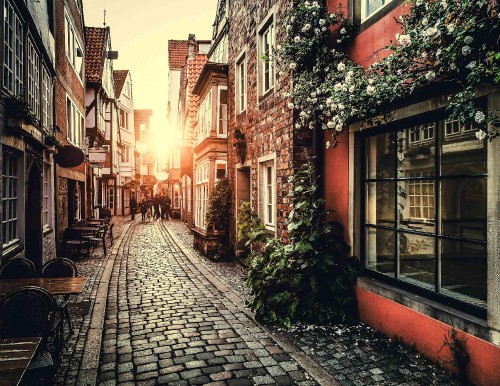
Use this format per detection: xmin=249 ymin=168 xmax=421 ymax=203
xmin=53 ymin=218 xmax=460 ymax=386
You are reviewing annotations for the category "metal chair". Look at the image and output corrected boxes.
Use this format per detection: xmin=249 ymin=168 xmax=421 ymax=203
xmin=0 ymin=286 xmax=59 ymax=383
xmin=64 ymin=227 xmax=91 ymax=258
xmin=0 ymin=257 xmax=37 ymax=278
xmin=85 ymin=225 xmax=108 ymax=255
xmin=41 ymin=258 xmax=77 ymax=336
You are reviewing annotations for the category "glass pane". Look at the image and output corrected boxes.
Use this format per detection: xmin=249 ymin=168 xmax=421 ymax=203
xmin=397 ymin=180 xmax=435 ymax=233
xmin=441 ymin=178 xmax=486 ymax=241
xmin=366 ymin=227 xmax=395 ymax=276
xmin=440 ymin=238 xmax=486 ymax=305
xmin=400 ymin=233 xmax=435 ymax=289
xmin=440 ymin=124 xmax=487 ymax=176
xmin=397 ymin=127 xmax=435 ymax=178
xmin=366 ymin=132 xmax=395 ymax=179
xmin=366 ymin=181 xmax=395 ymax=227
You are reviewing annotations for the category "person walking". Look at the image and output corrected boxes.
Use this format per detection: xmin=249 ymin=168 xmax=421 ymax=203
xmin=160 ymin=193 xmax=167 ymax=219
xmin=130 ymin=194 xmax=137 ymax=221
xmin=139 ymin=196 xmax=148 ymax=222
xmin=153 ymin=194 xmax=161 ymax=220
xmin=164 ymin=194 xmax=172 ymax=220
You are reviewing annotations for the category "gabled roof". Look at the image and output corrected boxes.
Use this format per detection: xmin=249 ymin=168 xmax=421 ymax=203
xmin=113 ymin=70 xmax=129 ymax=96
xmin=85 ymin=27 xmax=108 ymax=82
xmin=168 ymin=40 xmax=190 ymax=70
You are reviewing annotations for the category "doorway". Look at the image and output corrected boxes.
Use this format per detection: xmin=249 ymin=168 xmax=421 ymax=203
xmin=25 ymin=163 xmax=42 ymax=271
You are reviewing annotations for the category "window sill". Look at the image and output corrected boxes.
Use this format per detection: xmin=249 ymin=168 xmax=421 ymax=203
xmin=2 ymin=242 xmax=23 ymax=259
xmin=357 ymin=276 xmax=495 ymax=344
xmin=358 ymin=0 xmax=404 ymax=34
xmin=259 ymin=88 xmax=275 ymax=103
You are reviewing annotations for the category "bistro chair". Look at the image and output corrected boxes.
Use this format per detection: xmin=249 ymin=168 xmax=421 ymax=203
xmin=0 ymin=257 xmax=37 ymax=279
xmin=85 ymin=225 xmax=108 ymax=255
xmin=41 ymin=258 xmax=77 ymax=336
xmin=0 ymin=286 xmax=59 ymax=383
xmin=64 ymin=227 xmax=91 ymax=259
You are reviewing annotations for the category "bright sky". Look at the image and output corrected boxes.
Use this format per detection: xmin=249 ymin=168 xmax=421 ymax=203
xmin=83 ymin=0 xmax=217 ymax=140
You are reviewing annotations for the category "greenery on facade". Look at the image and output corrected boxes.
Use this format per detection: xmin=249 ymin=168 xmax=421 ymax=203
xmin=244 ymin=159 xmax=359 ymax=328
xmin=5 ymin=94 xmax=40 ymax=127
xmin=206 ymin=176 xmax=232 ymax=231
xmin=280 ymin=0 xmax=500 ymax=148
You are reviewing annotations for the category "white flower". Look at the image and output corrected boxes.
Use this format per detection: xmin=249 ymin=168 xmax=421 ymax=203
xmin=347 ymin=70 xmax=354 ymax=77
xmin=335 ymin=124 xmax=343 ymax=132
xmin=310 ymin=91 xmax=317 ymax=98
xmin=416 ymin=0 xmax=423 ymax=5
xmin=294 ymin=36 xmax=301 ymax=43
xmin=295 ymin=123 xmax=301 ymax=129
xmin=349 ymin=85 xmax=355 ymax=93
xmin=326 ymin=141 xmax=331 ymax=149
xmin=301 ymin=23 xmax=312 ymax=33
xmin=366 ymin=85 xmax=376 ymax=96
xmin=462 ymin=46 xmax=472 ymax=55
xmin=422 ymin=18 xmax=429 ymax=26
xmin=337 ymin=62 xmax=346 ymax=71
xmin=425 ymin=27 xmax=441 ymax=42
xmin=336 ymin=39 xmax=342 ymax=44
xmin=334 ymin=83 xmax=343 ymax=92
xmin=464 ymin=36 xmax=474 ymax=44
xmin=397 ymin=34 xmax=412 ymax=47
xmin=338 ymin=103 xmax=345 ymax=110
xmin=466 ymin=61 xmax=477 ymax=69
xmin=340 ymin=27 xmax=347 ymax=35
xmin=286 ymin=25 xmax=292 ymax=31
xmin=308 ymin=122 xmax=315 ymax=129
xmin=441 ymin=0 xmax=448 ymax=9
xmin=289 ymin=62 xmax=297 ymax=70
xmin=368 ymin=78 xmax=375 ymax=85
xmin=319 ymin=19 xmax=326 ymax=26
xmin=326 ymin=97 xmax=332 ymax=104
xmin=345 ymin=75 xmax=352 ymax=83
xmin=287 ymin=102 xmax=294 ymax=110
xmin=446 ymin=24 xmax=455 ymax=34
xmin=475 ymin=111 xmax=486 ymax=123
xmin=304 ymin=1 xmax=310 ymax=6
xmin=312 ymin=1 xmax=319 ymax=7
xmin=425 ymin=71 xmax=436 ymax=81
xmin=475 ymin=130 xmax=487 ymax=140
xmin=327 ymin=121 xmax=335 ymax=129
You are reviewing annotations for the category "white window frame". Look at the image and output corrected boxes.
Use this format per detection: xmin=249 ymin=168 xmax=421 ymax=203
xmin=257 ymin=12 xmax=275 ymax=96
xmin=64 ymin=9 xmax=83 ymax=81
xmin=444 ymin=118 xmax=474 ymax=137
xmin=27 ymin=39 xmax=40 ymax=118
xmin=2 ymin=151 xmax=19 ymax=249
xmin=197 ymin=90 xmax=212 ymax=143
xmin=66 ymin=96 xmax=84 ymax=147
xmin=3 ymin=1 xmax=24 ymax=96
xmin=258 ymin=154 xmax=276 ymax=230
xmin=361 ymin=0 xmax=395 ymax=22
xmin=41 ymin=67 xmax=52 ymax=131
xmin=408 ymin=171 xmax=435 ymax=221
xmin=215 ymin=160 xmax=227 ymax=181
xmin=217 ymin=86 xmax=228 ymax=138
xmin=42 ymin=162 xmax=52 ymax=229
xmin=235 ymin=50 xmax=247 ymax=114
xmin=195 ymin=162 xmax=209 ymax=229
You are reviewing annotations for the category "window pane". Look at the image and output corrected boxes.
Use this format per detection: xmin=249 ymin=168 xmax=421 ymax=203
xmin=366 ymin=132 xmax=395 ymax=179
xmin=397 ymin=128 xmax=435 ymax=178
xmin=440 ymin=131 xmax=487 ymax=176
xmin=366 ymin=181 xmax=395 ymax=227
xmin=366 ymin=227 xmax=395 ymax=276
xmin=399 ymin=233 xmax=435 ymax=289
xmin=397 ymin=179 xmax=435 ymax=233
xmin=440 ymin=238 xmax=486 ymax=304
xmin=441 ymin=178 xmax=486 ymax=241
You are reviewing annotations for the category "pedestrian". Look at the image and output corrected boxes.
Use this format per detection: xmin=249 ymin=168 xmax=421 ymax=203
xmin=130 ymin=194 xmax=137 ymax=221
xmin=139 ymin=195 xmax=148 ymax=222
xmin=160 ymin=193 xmax=167 ymax=219
xmin=153 ymin=194 xmax=161 ymax=220
xmin=164 ymin=194 xmax=171 ymax=220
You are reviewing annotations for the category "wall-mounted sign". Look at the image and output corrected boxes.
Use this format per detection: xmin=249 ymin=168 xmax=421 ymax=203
xmin=88 ymin=147 xmax=108 ymax=168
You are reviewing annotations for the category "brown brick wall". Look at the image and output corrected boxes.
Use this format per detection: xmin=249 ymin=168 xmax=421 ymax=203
xmin=227 ymin=0 xmax=312 ymax=245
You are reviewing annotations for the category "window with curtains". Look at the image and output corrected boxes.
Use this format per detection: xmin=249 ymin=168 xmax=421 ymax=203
xmin=363 ymin=116 xmax=487 ymax=308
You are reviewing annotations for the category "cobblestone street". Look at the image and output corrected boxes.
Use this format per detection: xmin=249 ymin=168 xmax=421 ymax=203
xmin=54 ymin=217 xmax=461 ymax=386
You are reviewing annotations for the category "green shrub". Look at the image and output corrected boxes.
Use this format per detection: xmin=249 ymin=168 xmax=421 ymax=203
xmin=206 ymin=176 xmax=231 ymax=231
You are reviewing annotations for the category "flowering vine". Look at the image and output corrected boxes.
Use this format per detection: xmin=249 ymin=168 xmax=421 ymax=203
xmin=280 ymin=0 xmax=500 ymax=148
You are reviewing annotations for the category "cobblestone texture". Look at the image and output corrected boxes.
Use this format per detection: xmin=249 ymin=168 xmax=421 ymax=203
xmin=165 ymin=220 xmax=461 ymax=386
xmin=98 ymin=219 xmax=316 ymax=385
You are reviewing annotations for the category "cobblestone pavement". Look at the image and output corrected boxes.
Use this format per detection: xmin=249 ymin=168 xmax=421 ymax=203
xmin=98 ymin=219 xmax=317 ymax=386
xmin=54 ymin=216 xmax=130 ymax=385
xmin=163 ymin=221 xmax=461 ymax=386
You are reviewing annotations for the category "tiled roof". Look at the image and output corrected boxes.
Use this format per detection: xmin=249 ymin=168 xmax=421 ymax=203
xmin=186 ymin=53 xmax=207 ymax=128
xmin=85 ymin=27 xmax=107 ymax=82
xmin=113 ymin=70 xmax=129 ymax=97
xmin=168 ymin=40 xmax=190 ymax=70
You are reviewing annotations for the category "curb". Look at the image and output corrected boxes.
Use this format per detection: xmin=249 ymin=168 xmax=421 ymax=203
xmin=76 ymin=220 xmax=134 ymax=385
xmin=161 ymin=222 xmax=341 ymax=386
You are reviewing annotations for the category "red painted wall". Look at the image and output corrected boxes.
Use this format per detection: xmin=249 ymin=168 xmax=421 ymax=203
xmin=323 ymin=130 xmax=349 ymax=232
xmin=356 ymin=287 xmax=500 ymax=386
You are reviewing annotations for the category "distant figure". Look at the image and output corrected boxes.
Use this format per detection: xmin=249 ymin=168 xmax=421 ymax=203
xmin=139 ymin=196 xmax=148 ymax=222
xmin=100 ymin=205 xmax=112 ymax=221
xmin=130 ymin=194 xmax=137 ymax=221
xmin=164 ymin=194 xmax=172 ymax=220
xmin=153 ymin=194 xmax=161 ymax=220
xmin=160 ymin=193 xmax=167 ymax=219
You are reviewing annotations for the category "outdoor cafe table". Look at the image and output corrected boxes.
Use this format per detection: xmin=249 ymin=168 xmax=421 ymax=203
xmin=0 ymin=337 xmax=41 ymax=386
xmin=0 ymin=277 xmax=88 ymax=296
xmin=71 ymin=226 xmax=99 ymax=236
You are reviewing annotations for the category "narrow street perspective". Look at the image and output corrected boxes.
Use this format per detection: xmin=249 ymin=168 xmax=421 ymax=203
xmin=0 ymin=0 xmax=499 ymax=386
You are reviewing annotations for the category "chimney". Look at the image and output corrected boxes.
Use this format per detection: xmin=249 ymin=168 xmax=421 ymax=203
xmin=188 ymin=34 xmax=196 ymax=58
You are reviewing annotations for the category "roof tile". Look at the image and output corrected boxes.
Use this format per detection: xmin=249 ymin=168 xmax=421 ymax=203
xmin=168 ymin=40 xmax=190 ymax=70
xmin=85 ymin=27 xmax=107 ymax=82
xmin=113 ymin=70 xmax=129 ymax=97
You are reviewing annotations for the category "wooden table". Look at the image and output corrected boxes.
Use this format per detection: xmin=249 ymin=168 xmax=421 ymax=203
xmin=0 ymin=337 xmax=41 ymax=386
xmin=0 ymin=277 xmax=88 ymax=296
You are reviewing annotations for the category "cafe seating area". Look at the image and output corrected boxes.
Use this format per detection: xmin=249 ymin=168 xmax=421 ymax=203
xmin=0 ymin=257 xmax=88 ymax=385
xmin=64 ymin=217 xmax=113 ymax=259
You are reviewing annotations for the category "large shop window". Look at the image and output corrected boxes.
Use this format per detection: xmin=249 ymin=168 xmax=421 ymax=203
xmin=2 ymin=151 xmax=19 ymax=249
xmin=364 ymin=118 xmax=487 ymax=309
